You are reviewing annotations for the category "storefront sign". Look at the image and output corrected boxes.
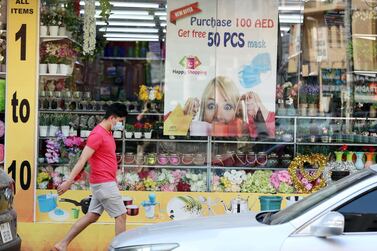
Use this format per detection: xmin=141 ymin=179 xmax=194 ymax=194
xmin=164 ymin=0 xmax=278 ymax=137
xmin=6 ymin=0 xmax=38 ymax=222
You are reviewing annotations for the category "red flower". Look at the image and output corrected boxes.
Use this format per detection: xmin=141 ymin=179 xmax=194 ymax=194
xmin=177 ymin=181 xmax=191 ymax=192
xmin=138 ymin=170 xmax=150 ymax=180
xmin=339 ymin=144 xmax=348 ymax=151
xmin=134 ymin=122 xmax=144 ymax=130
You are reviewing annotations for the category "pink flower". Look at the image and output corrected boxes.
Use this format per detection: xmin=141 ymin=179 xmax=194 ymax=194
xmin=148 ymin=170 xmax=158 ymax=181
xmin=212 ymin=175 xmax=220 ymax=187
xmin=160 ymin=183 xmax=176 ymax=192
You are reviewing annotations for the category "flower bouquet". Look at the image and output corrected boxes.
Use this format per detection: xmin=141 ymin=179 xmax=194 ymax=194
xmin=270 ymin=170 xmax=294 ymax=193
xmin=241 ymin=170 xmax=276 ymax=193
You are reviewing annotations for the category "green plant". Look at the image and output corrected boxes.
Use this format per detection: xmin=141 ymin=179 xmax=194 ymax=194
xmin=125 ymin=124 xmax=134 ymax=132
xmin=60 ymin=114 xmax=71 ymax=126
xmin=46 ymin=54 xmax=59 ymax=64
xmin=39 ymin=114 xmax=50 ymax=126
xmin=51 ymin=115 xmax=61 ymax=126
xmin=99 ymin=0 xmax=112 ymax=24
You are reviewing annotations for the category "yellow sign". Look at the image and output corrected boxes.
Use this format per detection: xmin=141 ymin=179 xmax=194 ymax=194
xmin=6 ymin=0 xmax=38 ymax=222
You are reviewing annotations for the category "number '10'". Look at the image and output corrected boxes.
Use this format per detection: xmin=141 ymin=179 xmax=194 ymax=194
xmin=8 ymin=160 xmax=31 ymax=193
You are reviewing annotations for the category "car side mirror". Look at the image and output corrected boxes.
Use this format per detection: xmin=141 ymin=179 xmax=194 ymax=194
xmin=310 ymin=212 xmax=344 ymax=238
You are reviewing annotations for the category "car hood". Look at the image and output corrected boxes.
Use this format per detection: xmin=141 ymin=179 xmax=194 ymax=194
xmin=111 ymin=213 xmax=293 ymax=250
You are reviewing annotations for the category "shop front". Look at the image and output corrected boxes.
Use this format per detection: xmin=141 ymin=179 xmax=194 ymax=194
xmin=1 ymin=0 xmax=377 ymax=250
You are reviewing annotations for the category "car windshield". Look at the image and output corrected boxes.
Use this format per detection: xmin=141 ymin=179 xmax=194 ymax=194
xmin=267 ymin=168 xmax=375 ymax=225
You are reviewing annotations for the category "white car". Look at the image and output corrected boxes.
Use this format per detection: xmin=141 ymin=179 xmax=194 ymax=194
xmin=109 ymin=165 xmax=377 ymax=251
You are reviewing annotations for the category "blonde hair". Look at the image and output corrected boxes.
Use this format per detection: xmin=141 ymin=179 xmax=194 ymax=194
xmin=199 ymin=76 xmax=241 ymax=121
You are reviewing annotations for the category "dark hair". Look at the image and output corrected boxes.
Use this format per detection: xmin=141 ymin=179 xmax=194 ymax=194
xmin=104 ymin=103 xmax=128 ymax=119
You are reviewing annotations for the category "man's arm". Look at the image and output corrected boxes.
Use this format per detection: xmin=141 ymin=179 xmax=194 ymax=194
xmin=57 ymin=145 xmax=95 ymax=195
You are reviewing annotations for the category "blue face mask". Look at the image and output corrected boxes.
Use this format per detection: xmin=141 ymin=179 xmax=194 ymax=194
xmin=112 ymin=122 xmax=124 ymax=131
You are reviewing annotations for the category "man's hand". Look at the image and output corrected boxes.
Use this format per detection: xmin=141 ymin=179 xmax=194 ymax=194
xmin=57 ymin=180 xmax=73 ymax=196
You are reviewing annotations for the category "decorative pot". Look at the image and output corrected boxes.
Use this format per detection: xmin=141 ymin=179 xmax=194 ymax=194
xmin=48 ymin=25 xmax=59 ymax=36
xmin=59 ymin=64 xmax=70 ymax=75
xmin=134 ymin=132 xmax=142 ymax=139
xmin=193 ymin=153 xmax=206 ymax=165
xmin=299 ymin=103 xmax=308 ymax=116
xmin=125 ymin=132 xmax=133 ymax=138
xmin=212 ymin=154 xmax=224 ymax=166
xmin=256 ymin=152 xmax=267 ymax=166
xmin=281 ymin=154 xmax=292 ymax=168
xmin=222 ymin=151 xmax=235 ymax=166
xmin=144 ymin=131 xmax=152 ymax=139
xmin=40 ymin=64 xmax=48 ymax=74
xmin=61 ymin=125 xmax=70 ymax=137
xmin=246 ymin=152 xmax=256 ymax=167
xmin=58 ymin=26 xmax=66 ymax=36
xmin=40 ymin=25 xmax=48 ymax=36
xmin=344 ymin=151 xmax=355 ymax=170
xmin=113 ymin=131 xmax=122 ymax=139
xmin=134 ymin=153 xmax=144 ymax=165
xmin=48 ymin=64 xmax=58 ymax=74
xmin=169 ymin=154 xmax=181 ymax=165
xmin=157 ymin=153 xmax=169 ymax=165
xmin=365 ymin=152 xmax=375 ymax=168
xmin=39 ymin=125 xmax=48 ymax=137
xmin=267 ymin=153 xmax=279 ymax=168
xmin=181 ymin=154 xmax=194 ymax=165
xmin=234 ymin=151 xmax=246 ymax=167
xmin=146 ymin=153 xmax=156 ymax=166
xmin=355 ymin=152 xmax=364 ymax=170
xmin=307 ymin=103 xmax=318 ymax=116
xmin=48 ymin=125 xmax=58 ymax=137
xmin=124 ymin=152 xmax=135 ymax=165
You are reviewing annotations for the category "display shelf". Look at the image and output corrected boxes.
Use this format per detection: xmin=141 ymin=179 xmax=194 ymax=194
xmin=40 ymin=35 xmax=79 ymax=45
xmin=39 ymin=73 xmax=72 ymax=78
xmin=278 ymin=115 xmax=377 ymax=121
xmin=212 ymin=166 xmax=291 ymax=171
xmin=124 ymin=138 xmax=208 ymax=143
xmin=296 ymin=142 xmax=377 ymax=146
xmin=122 ymin=164 xmax=208 ymax=169
xmin=303 ymin=3 xmax=345 ymax=14
xmin=39 ymin=110 xmax=105 ymax=115
xmin=128 ymin=112 xmax=164 ymax=116
xmin=212 ymin=140 xmax=294 ymax=145
xmin=101 ymin=57 xmax=164 ymax=61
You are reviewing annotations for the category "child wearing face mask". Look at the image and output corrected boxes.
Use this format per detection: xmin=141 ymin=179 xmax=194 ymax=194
xmin=186 ymin=76 xmax=275 ymax=138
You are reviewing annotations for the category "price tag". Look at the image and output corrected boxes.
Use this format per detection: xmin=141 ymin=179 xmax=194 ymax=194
xmin=5 ymin=0 xmax=39 ymax=222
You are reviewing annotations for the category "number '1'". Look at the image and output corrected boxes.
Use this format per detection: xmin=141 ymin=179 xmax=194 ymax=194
xmin=15 ymin=24 xmax=26 ymax=61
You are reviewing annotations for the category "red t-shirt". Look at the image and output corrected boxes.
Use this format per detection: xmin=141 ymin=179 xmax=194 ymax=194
xmin=86 ymin=125 xmax=117 ymax=184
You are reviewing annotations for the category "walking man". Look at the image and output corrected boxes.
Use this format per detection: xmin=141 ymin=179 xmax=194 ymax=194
xmin=54 ymin=103 xmax=128 ymax=251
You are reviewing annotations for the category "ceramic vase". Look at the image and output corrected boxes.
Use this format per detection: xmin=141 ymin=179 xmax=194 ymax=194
xmin=355 ymin=152 xmax=364 ymax=170
xmin=344 ymin=151 xmax=355 ymax=171
xmin=365 ymin=152 xmax=375 ymax=168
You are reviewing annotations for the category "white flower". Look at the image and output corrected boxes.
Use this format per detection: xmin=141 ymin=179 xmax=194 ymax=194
xmin=83 ymin=0 xmax=96 ymax=55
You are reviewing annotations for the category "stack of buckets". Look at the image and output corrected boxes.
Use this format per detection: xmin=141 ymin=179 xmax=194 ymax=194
xmin=259 ymin=196 xmax=282 ymax=211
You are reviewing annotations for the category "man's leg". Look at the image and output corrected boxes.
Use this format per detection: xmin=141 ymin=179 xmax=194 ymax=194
xmin=115 ymin=213 xmax=127 ymax=235
xmin=54 ymin=212 xmax=100 ymax=251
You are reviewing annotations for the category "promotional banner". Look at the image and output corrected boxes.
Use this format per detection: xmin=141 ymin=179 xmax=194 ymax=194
xmin=6 ymin=0 xmax=38 ymax=222
xmin=35 ymin=190 xmax=302 ymax=224
xmin=164 ymin=0 xmax=278 ymax=137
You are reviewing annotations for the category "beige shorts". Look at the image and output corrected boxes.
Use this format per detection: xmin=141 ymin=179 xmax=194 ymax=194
xmin=88 ymin=181 xmax=126 ymax=218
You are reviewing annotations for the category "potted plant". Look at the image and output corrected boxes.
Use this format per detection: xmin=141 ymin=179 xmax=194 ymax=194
xmin=39 ymin=114 xmax=50 ymax=137
xmin=39 ymin=43 xmax=48 ymax=74
xmin=299 ymin=85 xmax=308 ymax=116
xmin=46 ymin=52 xmax=59 ymax=74
xmin=49 ymin=114 xmax=60 ymax=137
xmin=134 ymin=122 xmax=143 ymax=139
xmin=60 ymin=114 xmax=70 ymax=136
xmin=143 ymin=122 xmax=153 ymax=139
xmin=57 ymin=43 xmax=77 ymax=75
xmin=40 ymin=4 xmax=51 ymax=36
xmin=56 ymin=6 xmax=66 ymax=36
xmin=48 ymin=7 xmax=62 ymax=36
xmin=154 ymin=121 xmax=164 ymax=138
xmin=125 ymin=124 xmax=134 ymax=139
xmin=306 ymin=84 xmax=319 ymax=116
